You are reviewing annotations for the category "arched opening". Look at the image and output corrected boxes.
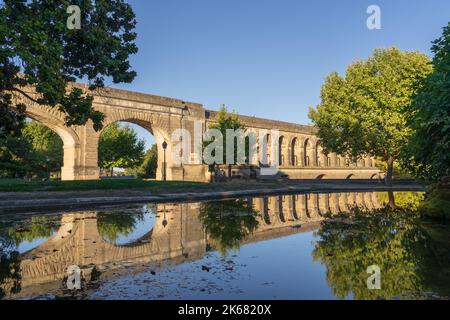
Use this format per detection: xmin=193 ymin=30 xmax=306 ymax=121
xmin=2 ymin=117 xmax=69 ymax=180
xmin=278 ymin=196 xmax=285 ymax=222
xmin=262 ymin=197 xmax=271 ymax=225
xmin=98 ymin=121 xmax=156 ymax=179
xmin=291 ymin=195 xmax=299 ymax=220
xmin=303 ymin=138 xmax=312 ymax=167
xmin=316 ymin=174 xmax=326 ymax=180
xmin=0 ymin=213 xmax=61 ymax=254
xmin=291 ymin=138 xmax=298 ymax=166
xmin=370 ymin=173 xmax=379 ymax=180
xmin=315 ymin=194 xmax=323 ymax=217
xmin=346 ymin=174 xmax=354 ymax=179
xmin=278 ymin=136 xmax=285 ymax=166
xmin=304 ymin=194 xmax=311 ymax=218
xmin=98 ymin=204 xmax=157 ymax=245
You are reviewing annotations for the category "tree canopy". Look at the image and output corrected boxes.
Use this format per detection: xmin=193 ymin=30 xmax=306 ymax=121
xmin=309 ymin=47 xmax=432 ymax=184
xmin=98 ymin=123 xmax=145 ymax=174
xmin=204 ymin=106 xmax=250 ymax=178
xmin=0 ymin=0 xmax=138 ymax=136
xmin=22 ymin=121 xmax=63 ymax=177
xmin=401 ymin=22 xmax=450 ymax=181
xmin=199 ymin=199 xmax=259 ymax=256
xmin=125 ymin=144 xmax=158 ymax=178
xmin=0 ymin=129 xmax=31 ymax=178
xmin=312 ymin=194 xmax=450 ymax=299
xmin=1 ymin=121 xmax=63 ymax=178
xmin=97 ymin=211 xmax=145 ymax=244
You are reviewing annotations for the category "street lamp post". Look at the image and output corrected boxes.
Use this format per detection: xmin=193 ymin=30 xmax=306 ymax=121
xmin=162 ymin=141 xmax=168 ymax=181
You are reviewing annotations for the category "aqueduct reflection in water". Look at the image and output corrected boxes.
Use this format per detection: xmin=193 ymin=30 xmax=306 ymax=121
xmin=0 ymin=192 xmax=382 ymax=298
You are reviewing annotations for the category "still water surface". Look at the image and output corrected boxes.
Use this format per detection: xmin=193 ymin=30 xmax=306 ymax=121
xmin=0 ymin=191 xmax=448 ymax=300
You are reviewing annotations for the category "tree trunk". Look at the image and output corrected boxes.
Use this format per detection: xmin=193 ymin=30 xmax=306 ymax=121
xmin=387 ymin=190 xmax=396 ymax=210
xmin=110 ymin=167 xmax=114 ymax=177
xmin=385 ymin=156 xmax=394 ymax=186
xmin=228 ymin=164 xmax=232 ymax=181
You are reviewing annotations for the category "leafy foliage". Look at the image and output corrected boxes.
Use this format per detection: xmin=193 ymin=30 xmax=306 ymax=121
xmin=125 ymin=144 xmax=158 ymax=178
xmin=0 ymin=121 xmax=63 ymax=178
xmin=375 ymin=191 xmax=425 ymax=211
xmin=199 ymin=199 xmax=259 ymax=255
xmin=205 ymin=106 xmax=248 ymax=164
xmin=401 ymin=22 xmax=450 ymax=181
xmin=0 ymin=0 xmax=138 ymax=135
xmin=0 ymin=251 xmax=21 ymax=299
xmin=6 ymin=215 xmax=60 ymax=246
xmin=312 ymin=204 xmax=450 ymax=299
xmin=97 ymin=211 xmax=144 ymax=244
xmin=418 ymin=181 xmax=450 ymax=220
xmin=204 ymin=106 xmax=253 ymax=178
xmin=309 ymin=48 xmax=432 ymax=183
xmin=98 ymin=123 xmax=145 ymax=173
xmin=22 ymin=122 xmax=63 ymax=176
xmin=0 ymin=131 xmax=32 ymax=178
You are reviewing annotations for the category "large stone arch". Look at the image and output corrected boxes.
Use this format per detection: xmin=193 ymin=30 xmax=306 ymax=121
xmin=95 ymin=109 xmax=176 ymax=180
xmin=23 ymin=103 xmax=82 ymax=180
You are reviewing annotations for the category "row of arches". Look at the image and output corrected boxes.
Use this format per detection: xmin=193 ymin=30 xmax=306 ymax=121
xmin=260 ymin=134 xmax=374 ymax=168
xmin=253 ymin=192 xmax=380 ymax=226
xmin=21 ymin=95 xmax=376 ymax=181
xmin=20 ymin=117 xmax=159 ymax=180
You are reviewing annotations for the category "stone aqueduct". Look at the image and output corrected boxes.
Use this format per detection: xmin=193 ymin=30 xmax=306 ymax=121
xmin=15 ymin=84 xmax=380 ymax=181
xmin=3 ymin=192 xmax=381 ymax=298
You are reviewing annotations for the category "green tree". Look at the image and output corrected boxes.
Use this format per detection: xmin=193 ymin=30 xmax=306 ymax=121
xmin=6 ymin=216 xmax=60 ymax=246
xmin=22 ymin=121 xmax=63 ymax=178
xmin=98 ymin=123 xmax=145 ymax=175
xmin=0 ymin=134 xmax=31 ymax=178
xmin=204 ymin=106 xmax=249 ymax=179
xmin=0 ymin=252 xmax=21 ymax=299
xmin=125 ymin=144 xmax=158 ymax=178
xmin=401 ymin=22 xmax=450 ymax=181
xmin=0 ymin=0 xmax=138 ymax=138
xmin=312 ymin=205 xmax=450 ymax=299
xmin=309 ymin=48 xmax=432 ymax=185
xmin=199 ymin=199 xmax=259 ymax=255
xmin=97 ymin=212 xmax=144 ymax=244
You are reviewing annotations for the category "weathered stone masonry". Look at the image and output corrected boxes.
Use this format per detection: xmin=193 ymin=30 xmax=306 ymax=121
xmin=15 ymin=84 xmax=380 ymax=181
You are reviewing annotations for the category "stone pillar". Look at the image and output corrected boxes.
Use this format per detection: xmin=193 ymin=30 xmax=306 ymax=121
xmin=75 ymin=123 xmax=100 ymax=180
xmin=61 ymin=144 xmax=79 ymax=181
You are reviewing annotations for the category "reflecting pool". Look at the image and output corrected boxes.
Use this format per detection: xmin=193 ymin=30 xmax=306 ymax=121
xmin=0 ymin=191 xmax=448 ymax=300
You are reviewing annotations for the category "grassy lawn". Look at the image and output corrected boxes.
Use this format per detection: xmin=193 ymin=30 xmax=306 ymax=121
xmin=0 ymin=178 xmax=283 ymax=193
xmin=0 ymin=178 xmax=206 ymax=192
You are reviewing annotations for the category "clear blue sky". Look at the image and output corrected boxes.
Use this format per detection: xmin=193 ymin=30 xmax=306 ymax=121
xmin=113 ymin=0 xmax=450 ymax=148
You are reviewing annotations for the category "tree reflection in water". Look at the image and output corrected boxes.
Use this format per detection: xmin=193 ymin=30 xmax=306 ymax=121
xmin=0 ymin=251 xmax=21 ymax=299
xmin=199 ymin=198 xmax=259 ymax=256
xmin=6 ymin=216 xmax=60 ymax=246
xmin=0 ymin=215 xmax=60 ymax=299
xmin=97 ymin=207 xmax=150 ymax=244
xmin=312 ymin=192 xmax=450 ymax=299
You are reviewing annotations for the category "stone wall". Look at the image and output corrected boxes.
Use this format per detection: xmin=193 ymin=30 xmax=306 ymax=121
xmin=13 ymin=84 xmax=381 ymax=181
